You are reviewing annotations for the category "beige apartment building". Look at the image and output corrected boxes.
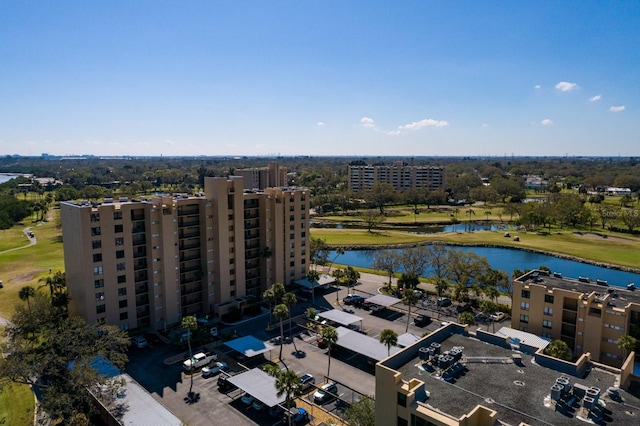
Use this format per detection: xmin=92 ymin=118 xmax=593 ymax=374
xmin=61 ymin=176 xmax=309 ymax=331
xmin=511 ymin=270 xmax=640 ymax=367
xmin=348 ymin=162 xmax=445 ymax=192
xmin=234 ymin=161 xmax=287 ymax=190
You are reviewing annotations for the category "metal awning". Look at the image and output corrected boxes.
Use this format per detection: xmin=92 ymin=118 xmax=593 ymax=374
xmin=225 ymin=335 xmax=275 ymax=357
xmin=397 ymin=333 xmax=421 ymax=348
xmin=335 ymin=327 xmax=400 ymax=361
xmin=227 ymin=368 xmax=285 ymax=408
xmin=495 ymin=327 xmax=551 ymax=350
xmin=317 ymin=309 xmax=363 ymax=326
xmin=295 ymin=274 xmax=335 ymax=289
xmin=364 ymin=294 xmax=401 ymax=307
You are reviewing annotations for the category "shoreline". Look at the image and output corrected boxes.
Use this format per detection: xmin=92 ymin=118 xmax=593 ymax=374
xmin=332 ymin=240 xmax=640 ymax=276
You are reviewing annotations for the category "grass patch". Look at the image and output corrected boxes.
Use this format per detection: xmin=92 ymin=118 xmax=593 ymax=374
xmin=0 ymin=209 xmax=64 ymax=319
xmin=0 ymin=382 xmax=35 ymax=426
xmin=0 ymin=225 xmax=32 ymax=253
xmin=311 ymin=228 xmax=431 ymax=246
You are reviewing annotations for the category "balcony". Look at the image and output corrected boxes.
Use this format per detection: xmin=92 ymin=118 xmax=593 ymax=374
xmin=135 ymin=295 xmax=149 ymax=307
xmin=178 ymin=217 xmax=200 ymax=228
xmin=132 ymin=235 xmax=146 ymax=246
xmin=135 ymin=283 xmax=148 ymax=294
xmin=136 ymin=306 xmax=150 ymax=318
xmin=133 ymin=247 xmax=147 ymax=258
xmin=133 ymin=259 xmax=148 ymax=271
xmin=562 ymin=311 xmax=577 ymax=325
xmin=179 ymin=240 xmax=200 ymax=251
xmin=131 ymin=223 xmax=146 ymax=234
xmin=134 ymin=270 xmax=148 ymax=283
xmin=179 ymin=251 xmax=201 ymax=262
xmin=177 ymin=206 xmax=199 ymax=216
xmin=563 ymin=299 xmax=578 ymax=311
xmin=179 ymin=228 xmax=200 ymax=239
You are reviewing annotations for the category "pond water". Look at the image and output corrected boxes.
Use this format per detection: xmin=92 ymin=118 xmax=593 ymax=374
xmin=311 ymin=221 xmax=512 ymax=234
xmin=329 ymin=246 xmax=640 ymax=288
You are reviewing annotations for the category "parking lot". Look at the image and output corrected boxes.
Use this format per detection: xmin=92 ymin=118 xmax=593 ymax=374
xmin=124 ymin=271 xmax=509 ymax=425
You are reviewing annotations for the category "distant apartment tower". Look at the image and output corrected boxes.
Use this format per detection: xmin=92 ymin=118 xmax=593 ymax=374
xmin=60 ymin=176 xmax=309 ymax=331
xmin=235 ymin=161 xmax=287 ymax=190
xmin=348 ymin=161 xmax=445 ymax=192
xmin=511 ymin=270 xmax=640 ymax=367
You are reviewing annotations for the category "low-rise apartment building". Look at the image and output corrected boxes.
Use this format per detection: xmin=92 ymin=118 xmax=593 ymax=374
xmin=61 ymin=176 xmax=308 ymax=331
xmin=348 ymin=162 xmax=445 ymax=192
xmin=511 ymin=270 xmax=640 ymax=367
xmin=234 ymin=161 xmax=287 ymax=190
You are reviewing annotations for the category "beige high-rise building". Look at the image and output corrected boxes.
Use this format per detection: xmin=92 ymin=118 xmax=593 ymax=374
xmin=511 ymin=270 xmax=640 ymax=367
xmin=348 ymin=162 xmax=445 ymax=192
xmin=61 ymin=176 xmax=309 ymax=331
xmin=235 ymin=161 xmax=287 ymax=190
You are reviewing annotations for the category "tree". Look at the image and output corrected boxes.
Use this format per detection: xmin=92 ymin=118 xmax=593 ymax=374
xmin=379 ymin=329 xmax=398 ymax=357
xmin=282 ymin=292 xmax=297 ymax=338
xmin=320 ymin=326 xmax=339 ymax=378
xmin=327 ymin=247 xmax=345 ymax=274
xmin=402 ymin=289 xmax=420 ymax=332
xmin=364 ymin=182 xmax=397 ymax=214
xmin=263 ymin=288 xmax=276 ymax=328
xmin=306 ymin=269 xmax=320 ymax=305
xmin=620 ymin=208 xmax=640 ymax=233
xmin=457 ymin=311 xmax=475 ymax=326
xmin=18 ymin=285 xmax=36 ymax=312
xmin=544 ymin=340 xmax=572 ymax=361
xmin=618 ymin=335 xmax=637 ymax=360
xmin=181 ymin=315 xmax=198 ymax=398
xmin=274 ymin=304 xmax=289 ymax=365
xmin=343 ymin=396 xmax=376 ymax=426
xmin=0 ymin=293 xmax=129 ymax=424
xmin=264 ymin=365 xmax=302 ymax=426
xmin=361 ymin=209 xmax=386 ymax=232
xmin=479 ymin=300 xmax=498 ymax=332
xmin=38 ymin=270 xmax=66 ymax=298
xmin=399 ymin=246 xmax=429 ymax=281
xmin=403 ymin=187 xmax=425 ymax=223
xmin=305 ymin=307 xmax=317 ymax=321
xmin=372 ymin=249 xmax=401 ymax=290
xmin=310 ymin=237 xmax=330 ymax=267
xmin=342 ymin=266 xmax=361 ymax=293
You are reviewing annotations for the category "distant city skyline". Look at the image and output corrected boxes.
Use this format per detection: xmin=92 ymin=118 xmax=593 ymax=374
xmin=1 ymin=1 xmax=638 ymax=157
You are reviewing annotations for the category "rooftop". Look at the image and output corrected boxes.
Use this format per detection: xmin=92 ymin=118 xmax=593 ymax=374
xmin=519 ymin=271 xmax=640 ymax=308
xmin=393 ymin=332 xmax=640 ymax=425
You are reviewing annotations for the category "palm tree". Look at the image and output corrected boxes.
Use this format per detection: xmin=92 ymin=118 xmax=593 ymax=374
xmin=618 ymin=335 xmax=637 ymax=361
xmin=457 ymin=311 xmax=475 ymax=326
xmin=38 ymin=271 xmax=66 ymax=298
xmin=274 ymin=304 xmax=289 ymax=365
xmin=321 ymin=326 xmax=339 ymax=379
xmin=402 ymin=289 xmax=420 ymax=333
xmin=544 ymin=340 xmax=572 ymax=361
xmin=306 ymin=269 xmax=320 ymax=305
xmin=332 ymin=268 xmax=345 ymax=303
xmin=181 ymin=315 xmax=198 ymax=398
xmin=327 ymin=247 xmax=345 ymax=274
xmin=264 ymin=365 xmax=301 ymax=426
xmin=484 ymin=210 xmax=492 ymax=222
xmin=480 ymin=300 xmax=498 ymax=332
xmin=263 ymin=288 xmax=276 ymax=327
xmin=379 ymin=329 xmax=398 ymax=357
xmin=18 ymin=286 xmax=36 ymax=312
xmin=282 ymin=292 xmax=297 ymax=338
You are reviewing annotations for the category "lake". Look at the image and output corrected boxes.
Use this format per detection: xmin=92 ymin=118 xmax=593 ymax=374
xmin=329 ymin=246 xmax=640 ymax=288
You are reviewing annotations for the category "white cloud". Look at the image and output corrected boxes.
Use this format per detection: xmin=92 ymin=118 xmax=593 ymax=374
xmin=316 ymin=121 xmax=325 ymax=127
xmin=360 ymin=117 xmax=376 ymax=128
xmin=610 ymin=105 xmax=625 ymax=112
xmin=398 ymin=118 xmax=449 ymax=131
xmin=541 ymin=118 xmax=554 ymax=126
xmin=555 ymin=81 xmax=579 ymax=92
xmin=165 ymin=139 xmax=175 ymax=146
xmin=589 ymin=95 xmax=602 ymax=102
xmin=534 ymin=84 xmax=541 ymax=89
xmin=481 ymin=123 xmax=489 ymax=128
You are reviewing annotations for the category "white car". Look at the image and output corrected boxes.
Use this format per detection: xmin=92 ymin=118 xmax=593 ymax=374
xmin=202 ymin=361 xmax=227 ymax=378
xmin=490 ymin=312 xmax=506 ymax=322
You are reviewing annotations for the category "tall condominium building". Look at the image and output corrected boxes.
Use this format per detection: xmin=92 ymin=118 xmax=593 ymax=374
xmin=348 ymin=161 xmax=445 ymax=192
xmin=235 ymin=161 xmax=287 ymax=190
xmin=511 ymin=270 xmax=640 ymax=367
xmin=60 ymin=176 xmax=309 ymax=331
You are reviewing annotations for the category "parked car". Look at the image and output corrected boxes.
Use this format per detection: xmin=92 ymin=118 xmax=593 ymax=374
xmin=252 ymin=399 xmax=266 ymax=411
xmin=183 ymin=351 xmax=218 ymax=371
xmin=130 ymin=335 xmax=149 ymax=349
xmin=241 ymin=392 xmax=254 ymax=405
xmin=284 ymin=407 xmax=309 ymax=425
xmin=201 ymin=361 xmax=227 ymax=378
xmin=343 ymin=294 xmax=364 ymax=306
xmin=436 ymin=297 xmax=452 ymax=307
xmin=414 ymin=314 xmax=431 ymax=327
xmin=490 ymin=312 xmax=506 ymax=322
xmin=217 ymin=374 xmax=237 ymax=392
xmin=313 ymin=382 xmax=337 ymax=404
xmin=316 ymin=338 xmax=328 ymax=349
xmin=299 ymin=373 xmax=315 ymax=391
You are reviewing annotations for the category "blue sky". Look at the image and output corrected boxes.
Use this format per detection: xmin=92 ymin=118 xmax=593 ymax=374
xmin=1 ymin=1 xmax=638 ymax=157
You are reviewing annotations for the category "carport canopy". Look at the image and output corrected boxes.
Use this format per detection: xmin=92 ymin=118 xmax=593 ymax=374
xmin=225 ymin=335 xmax=275 ymax=358
xmin=335 ymin=326 xmax=400 ymax=361
xmin=226 ymin=368 xmax=285 ymax=408
xmin=295 ymin=273 xmax=335 ymax=289
xmin=397 ymin=333 xmax=421 ymax=348
xmin=364 ymin=294 xmax=401 ymax=308
xmin=317 ymin=309 xmax=363 ymax=327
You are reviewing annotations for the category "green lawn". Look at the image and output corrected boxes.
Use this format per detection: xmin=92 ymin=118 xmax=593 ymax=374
xmin=311 ymin=228 xmax=640 ymax=271
xmin=0 ymin=382 xmax=34 ymax=426
xmin=0 ymin=226 xmax=32 ymax=253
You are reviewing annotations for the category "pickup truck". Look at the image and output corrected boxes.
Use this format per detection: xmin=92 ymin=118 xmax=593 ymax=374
xmin=183 ymin=351 xmax=218 ymax=371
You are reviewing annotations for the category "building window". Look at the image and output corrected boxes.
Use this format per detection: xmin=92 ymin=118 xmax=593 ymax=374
xmin=93 ymin=266 xmax=103 ymax=276
xmin=543 ymin=320 xmax=552 ymax=328
xmin=94 ymin=279 xmax=104 ymax=288
xmin=95 ymin=292 xmax=105 ymax=302
xmin=542 ymin=332 xmax=552 ymax=339
xmin=117 ymin=262 xmax=126 ymax=271
xmin=116 ymin=250 xmax=125 ymax=259
xmin=115 ymin=237 xmax=124 ymax=246
xmin=520 ymin=302 xmax=530 ymax=311
xmin=119 ymin=300 xmax=128 ymax=309
xmin=290 ymin=261 xmax=295 ymax=267
xmin=545 ymin=294 xmax=554 ymax=303
xmin=114 ymin=224 xmax=124 ymax=233
xmin=397 ymin=392 xmax=407 ymax=407
xmin=289 ymin=215 xmax=294 ymax=221
xmin=91 ymin=213 xmax=100 ymax=222
xmin=301 ymin=232 xmax=306 ymax=238
xmin=119 ymin=312 xmax=128 ymax=320
xmin=589 ymin=307 xmax=602 ymax=317
xmin=96 ymin=305 xmax=106 ymax=314
xmin=520 ymin=314 xmax=529 ymax=323
xmin=289 ymin=234 xmax=294 ymax=240
xmin=92 ymin=240 xmax=102 ymax=249
xmin=118 ymin=288 xmax=127 ymax=297
xmin=521 ymin=290 xmax=530 ymax=299
xmin=114 ymin=211 xmax=122 ymax=220
xmin=91 ymin=227 xmax=101 ymax=236
xmin=93 ymin=253 xmax=102 ymax=262
xmin=544 ymin=307 xmax=553 ymax=316
xmin=117 ymin=275 xmax=126 ymax=283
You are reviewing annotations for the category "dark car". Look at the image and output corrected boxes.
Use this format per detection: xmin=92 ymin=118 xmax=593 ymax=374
xmin=343 ymin=294 xmax=364 ymax=306
xmin=414 ymin=314 xmax=431 ymax=327
xmin=436 ymin=297 xmax=452 ymax=307
xmin=217 ymin=374 xmax=237 ymax=392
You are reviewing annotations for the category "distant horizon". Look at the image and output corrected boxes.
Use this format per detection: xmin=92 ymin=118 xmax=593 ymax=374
xmin=2 ymin=2 xmax=638 ymax=157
